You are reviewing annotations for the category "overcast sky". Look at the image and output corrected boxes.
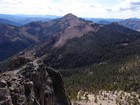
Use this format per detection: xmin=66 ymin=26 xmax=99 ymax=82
xmin=0 ymin=0 xmax=140 ymax=18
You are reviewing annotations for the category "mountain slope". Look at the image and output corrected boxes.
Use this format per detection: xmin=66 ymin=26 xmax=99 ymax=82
xmin=119 ymin=18 xmax=140 ymax=32
xmin=22 ymin=13 xmax=99 ymax=47
xmin=0 ymin=24 xmax=38 ymax=61
xmin=1 ymin=14 xmax=140 ymax=101
xmin=1 ymin=14 xmax=140 ymax=67
xmin=0 ymin=13 xmax=98 ymax=62
xmin=41 ymin=25 xmax=140 ymax=69
xmin=16 ymin=14 xmax=140 ymax=69
xmin=106 ymin=22 xmax=140 ymax=36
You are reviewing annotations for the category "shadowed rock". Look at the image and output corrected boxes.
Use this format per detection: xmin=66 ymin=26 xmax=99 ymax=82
xmin=0 ymin=59 xmax=71 ymax=105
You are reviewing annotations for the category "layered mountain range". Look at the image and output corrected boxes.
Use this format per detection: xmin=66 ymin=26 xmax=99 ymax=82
xmin=17 ymin=14 xmax=140 ymax=69
xmin=0 ymin=14 xmax=58 ymax=26
xmin=1 ymin=13 xmax=140 ymax=67
xmin=0 ymin=13 xmax=140 ymax=104
xmin=0 ymin=13 xmax=100 ymax=61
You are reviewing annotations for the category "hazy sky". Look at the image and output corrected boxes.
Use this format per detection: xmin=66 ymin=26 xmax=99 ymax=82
xmin=0 ymin=0 xmax=140 ymax=18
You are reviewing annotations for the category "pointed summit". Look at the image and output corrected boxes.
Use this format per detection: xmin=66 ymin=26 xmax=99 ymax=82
xmin=64 ymin=13 xmax=77 ymax=18
xmin=58 ymin=13 xmax=81 ymax=27
xmin=62 ymin=13 xmax=78 ymax=20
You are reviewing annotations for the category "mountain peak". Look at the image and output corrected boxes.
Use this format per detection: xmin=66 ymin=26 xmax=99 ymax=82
xmin=64 ymin=13 xmax=77 ymax=17
xmin=63 ymin=13 xmax=78 ymax=20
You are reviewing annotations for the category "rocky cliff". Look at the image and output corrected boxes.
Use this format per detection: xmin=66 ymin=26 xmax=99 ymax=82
xmin=0 ymin=59 xmax=71 ymax=105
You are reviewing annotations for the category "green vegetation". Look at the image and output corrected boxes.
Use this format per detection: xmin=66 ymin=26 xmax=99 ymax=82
xmin=36 ymin=25 xmax=140 ymax=100
xmin=0 ymin=38 xmax=34 ymax=61
xmin=60 ymin=56 xmax=140 ymax=100
xmin=43 ymin=29 xmax=140 ymax=69
xmin=1 ymin=16 xmax=140 ymax=102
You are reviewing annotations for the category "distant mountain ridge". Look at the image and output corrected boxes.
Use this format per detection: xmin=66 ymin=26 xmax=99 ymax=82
xmin=0 ymin=18 xmax=20 ymax=26
xmin=97 ymin=20 xmax=111 ymax=24
xmin=86 ymin=18 xmax=124 ymax=23
xmin=119 ymin=18 xmax=140 ymax=32
xmin=0 ymin=14 xmax=59 ymax=26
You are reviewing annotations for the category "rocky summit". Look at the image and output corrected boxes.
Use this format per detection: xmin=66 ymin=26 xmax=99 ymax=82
xmin=0 ymin=59 xmax=71 ymax=105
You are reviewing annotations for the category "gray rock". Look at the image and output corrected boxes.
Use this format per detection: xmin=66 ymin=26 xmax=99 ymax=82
xmin=0 ymin=80 xmax=7 ymax=88
xmin=0 ymin=59 xmax=71 ymax=105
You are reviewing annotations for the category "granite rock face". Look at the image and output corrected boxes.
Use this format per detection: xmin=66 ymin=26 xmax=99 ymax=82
xmin=0 ymin=59 xmax=71 ymax=105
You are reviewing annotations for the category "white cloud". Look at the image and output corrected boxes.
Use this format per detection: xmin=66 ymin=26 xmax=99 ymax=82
xmin=0 ymin=0 xmax=140 ymax=18
xmin=107 ymin=0 xmax=140 ymax=11
xmin=106 ymin=0 xmax=140 ymax=18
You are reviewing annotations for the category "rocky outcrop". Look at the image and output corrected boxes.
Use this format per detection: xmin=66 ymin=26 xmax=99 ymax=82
xmin=0 ymin=59 xmax=71 ymax=105
xmin=9 ymin=57 xmax=31 ymax=69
